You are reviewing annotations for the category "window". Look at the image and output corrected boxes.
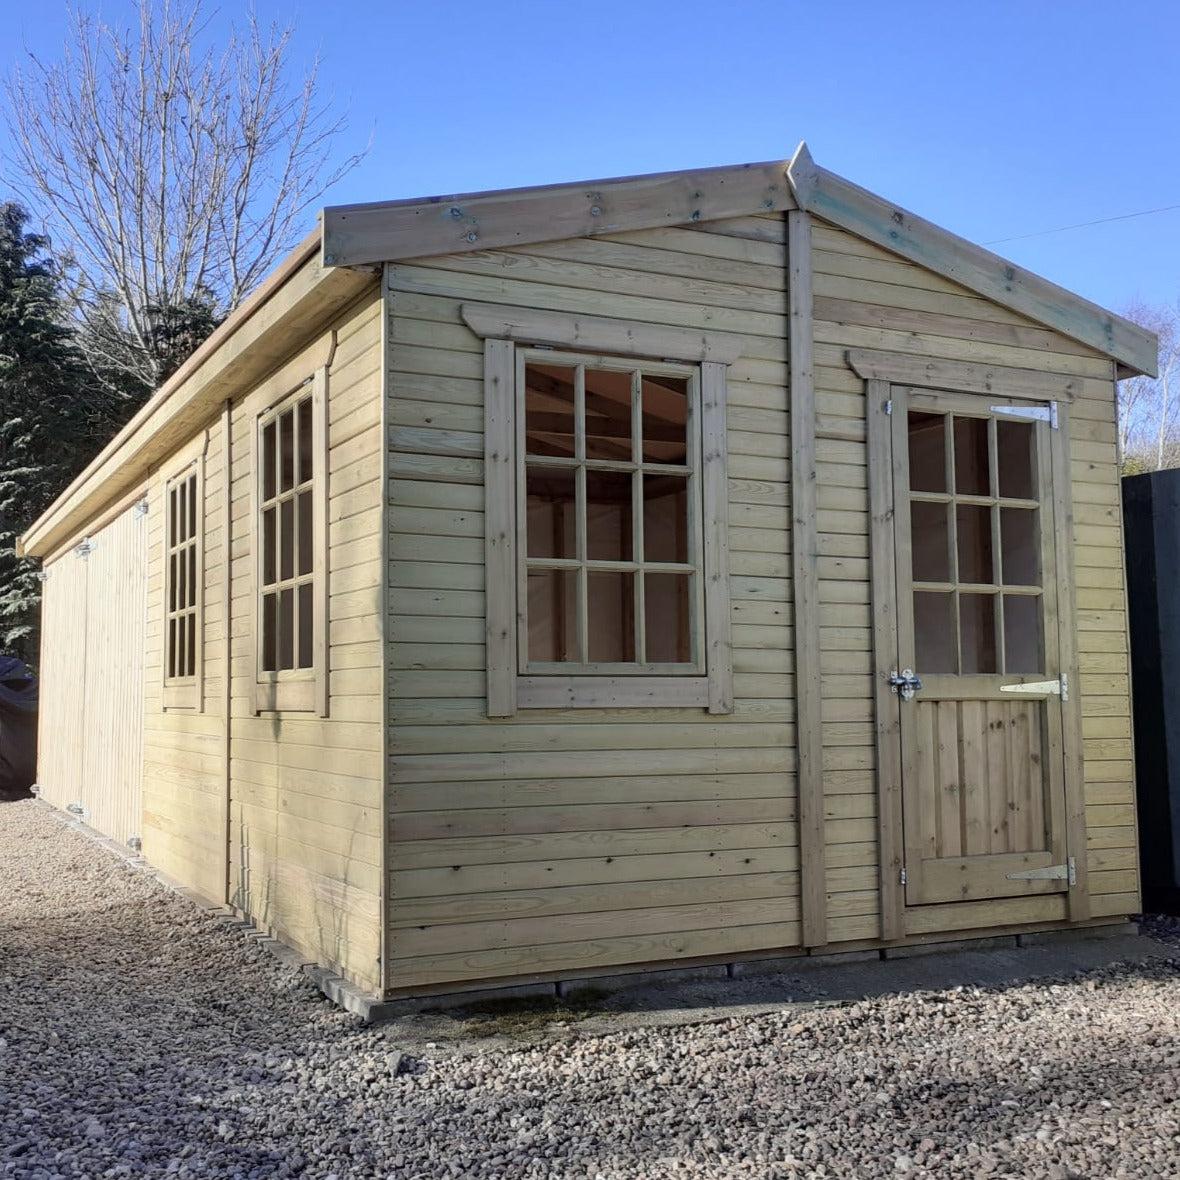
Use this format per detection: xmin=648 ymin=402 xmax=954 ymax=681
xmin=163 ymin=448 xmax=204 ymax=711
xmin=521 ymin=355 xmax=702 ymax=672
xmin=252 ymin=369 xmax=327 ymax=715
xmin=469 ymin=303 xmax=738 ymax=716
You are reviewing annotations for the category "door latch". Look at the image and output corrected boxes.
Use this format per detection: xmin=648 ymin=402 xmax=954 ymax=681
xmin=889 ymin=669 xmax=923 ymax=702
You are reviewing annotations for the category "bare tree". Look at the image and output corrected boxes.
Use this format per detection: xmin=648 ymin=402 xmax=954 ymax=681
xmin=1118 ymin=300 xmax=1180 ymax=473
xmin=3 ymin=0 xmax=365 ymax=394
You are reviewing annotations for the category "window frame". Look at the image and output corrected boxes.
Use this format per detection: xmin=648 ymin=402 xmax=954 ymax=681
xmin=161 ymin=436 xmax=206 ymax=712
xmin=468 ymin=302 xmax=736 ymax=716
xmin=249 ymin=362 xmax=329 ymax=717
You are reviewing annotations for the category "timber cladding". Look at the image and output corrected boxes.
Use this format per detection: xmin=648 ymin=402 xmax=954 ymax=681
xmin=384 ymin=216 xmax=798 ymax=990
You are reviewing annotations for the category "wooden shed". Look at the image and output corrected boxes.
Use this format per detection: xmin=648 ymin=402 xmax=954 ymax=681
xmin=20 ymin=143 xmax=1155 ymax=1004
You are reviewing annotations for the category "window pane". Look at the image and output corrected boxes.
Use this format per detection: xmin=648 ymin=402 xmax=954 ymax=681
xmin=954 ymin=416 xmax=990 ymax=496
xmin=280 ymin=497 xmax=295 ymax=581
xmin=586 ymin=471 xmax=632 ymax=561
xmin=645 ymin=572 xmax=691 ymax=663
xmin=997 ymin=419 xmax=1036 ymax=499
xmin=169 ymin=487 xmax=178 ymax=549
xmin=176 ymin=544 xmax=187 ymax=608
xmin=1000 ymin=507 xmax=1039 ymax=586
xmin=176 ymin=611 xmax=186 ymax=681
xmin=524 ymin=363 xmax=576 ymax=458
xmin=960 ymin=593 xmax=998 ymax=673
xmin=914 ymin=591 xmax=956 ymax=673
xmin=297 ymin=583 xmax=314 ymax=670
xmin=167 ymin=618 xmax=176 ymax=679
xmin=527 ymin=568 xmax=579 ymax=662
xmin=911 ymin=501 xmax=951 ymax=583
xmin=187 ymin=475 xmax=197 ymax=539
xmin=584 ymin=367 xmax=634 ymax=460
xmin=587 ymin=571 xmax=635 ymax=662
xmin=297 ymin=490 xmax=313 ymax=576
xmin=187 ymin=546 xmax=197 ymax=609
xmin=1004 ymin=594 xmax=1043 ymax=673
xmin=186 ymin=614 xmax=196 ymax=678
xmin=641 ymin=374 xmax=688 ymax=464
xmin=262 ymin=421 xmax=276 ymax=501
xmin=169 ymin=553 xmax=178 ymax=612
xmin=956 ymin=504 xmax=994 ymax=584
xmin=262 ymin=507 xmax=276 ymax=587
xmin=279 ymin=410 xmax=295 ymax=493
xmin=297 ymin=397 xmax=313 ymax=485
xmin=907 ymin=412 xmax=946 ymax=493
xmin=643 ymin=475 xmax=689 ymax=563
xmin=526 ymin=468 xmax=576 ymax=559
xmin=261 ymin=592 xmax=276 ymax=671
xmin=278 ymin=587 xmax=295 ymax=671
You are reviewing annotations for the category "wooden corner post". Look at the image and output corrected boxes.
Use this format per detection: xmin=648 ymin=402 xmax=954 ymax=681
xmin=788 ymin=209 xmax=826 ymax=948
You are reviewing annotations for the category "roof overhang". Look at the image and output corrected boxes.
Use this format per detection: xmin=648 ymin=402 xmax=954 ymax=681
xmin=19 ymin=231 xmax=375 ymax=560
xmin=323 ymin=142 xmax=1157 ymax=378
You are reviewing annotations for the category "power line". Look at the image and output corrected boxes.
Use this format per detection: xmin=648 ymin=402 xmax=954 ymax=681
xmin=985 ymin=202 xmax=1180 ymax=246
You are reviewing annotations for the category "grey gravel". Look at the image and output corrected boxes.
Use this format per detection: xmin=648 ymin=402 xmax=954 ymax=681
xmin=3 ymin=798 xmax=1180 ymax=1179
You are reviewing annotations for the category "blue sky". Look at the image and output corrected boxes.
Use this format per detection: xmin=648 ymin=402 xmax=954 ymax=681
xmin=5 ymin=0 xmax=1179 ymax=312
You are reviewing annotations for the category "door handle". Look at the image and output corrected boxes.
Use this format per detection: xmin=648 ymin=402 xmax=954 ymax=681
xmin=889 ymin=669 xmax=922 ymax=702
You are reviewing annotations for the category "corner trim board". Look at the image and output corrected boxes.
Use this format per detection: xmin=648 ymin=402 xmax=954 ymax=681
xmin=788 ymin=210 xmax=826 ymax=949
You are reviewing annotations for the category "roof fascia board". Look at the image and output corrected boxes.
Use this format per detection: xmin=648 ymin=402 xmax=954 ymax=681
xmin=322 ymin=160 xmax=797 ymax=268
xmin=20 ymin=240 xmax=374 ymax=559
xmin=787 ymin=143 xmax=1158 ymax=378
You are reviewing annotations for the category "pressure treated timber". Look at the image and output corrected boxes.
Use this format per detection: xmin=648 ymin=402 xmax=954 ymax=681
xmin=788 ymin=143 xmax=1156 ymax=377
xmin=325 ymin=161 xmax=797 ymax=267
xmin=788 ymin=210 xmax=825 ymax=947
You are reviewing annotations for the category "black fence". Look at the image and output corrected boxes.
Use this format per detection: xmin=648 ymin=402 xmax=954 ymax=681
xmin=1123 ymin=468 xmax=1180 ymax=911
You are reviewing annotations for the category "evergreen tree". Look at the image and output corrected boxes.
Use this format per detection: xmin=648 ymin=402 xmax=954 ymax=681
xmin=0 ymin=203 xmax=119 ymax=665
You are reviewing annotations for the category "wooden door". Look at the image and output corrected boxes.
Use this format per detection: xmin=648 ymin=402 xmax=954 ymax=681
xmin=886 ymin=387 xmax=1074 ymax=906
xmin=81 ymin=500 xmax=148 ymax=846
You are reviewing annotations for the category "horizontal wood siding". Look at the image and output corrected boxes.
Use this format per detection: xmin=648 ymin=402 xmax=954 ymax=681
xmin=225 ymin=286 xmax=385 ymax=993
xmin=385 ymin=216 xmax=799 ymax=992
xmin=142 ymin=422 xmax=225 ymax=900
xmin=810 ymin=222 xmax=1140 ymax=941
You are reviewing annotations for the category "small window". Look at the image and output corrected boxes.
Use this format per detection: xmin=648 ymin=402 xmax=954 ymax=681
xmin=253 ymin=371 xmax=327 ymax=716
xmin=163 ymin=460 xmax=203 ymax=709
xmin=521 ymin=356 xmax=702 ymax=673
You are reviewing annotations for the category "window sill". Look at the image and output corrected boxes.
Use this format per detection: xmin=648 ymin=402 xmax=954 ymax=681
xmin=516 ymin=675 xmax=712 ymax=710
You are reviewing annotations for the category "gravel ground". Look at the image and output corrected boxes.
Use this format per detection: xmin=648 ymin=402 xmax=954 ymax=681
xmin=3 ymin=798 xmax=1180 ymax=1179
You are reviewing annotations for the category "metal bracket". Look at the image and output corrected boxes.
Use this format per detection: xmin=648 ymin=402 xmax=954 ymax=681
xmin=888 ymin=668 xmax=922 ymax=702
xmin=74 ymin=538 xmax=93 ymax=558
xmin=999 ymin=678 xmax=1061 ymax=697
xmin=990 ymin=402 xmax=1058 ymax=430
xmin=1006 ymin=857 xmax=1076 ymax=885
xmin=134 ymin=499 xmax=150 ymax=518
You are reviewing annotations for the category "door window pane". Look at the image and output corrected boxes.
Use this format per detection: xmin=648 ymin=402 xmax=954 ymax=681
xmin=297 ymin=583 xmax=314 ymax=670
xmin=644 ymin=475 xmax=689 ymax=563
xmin=524 ymin=364 xmax=577 ymax=458
xmin=587 ymin=571 xmax=635 ymax=661
xmin=908 ymin=412 xmax=946 ymax=493
xmin=262 ymin=422 xmax=276 ymax=500
xmin=527 ymin=569 xmax=579 ymax=662
xmin=584 ymin=368 xmax=634 ymax=460
xmin=641 ymin=374 xmax=688 ymax=463
xmin=960 ymin=593 xmax=998 ymax=673
xmin=645 ymin=573 xmax=691 ymax=663
xmin=1004 ymin=594 xmax=1043 ymax=673
xmin=586 ymin=471 xmax=632 ymax=561
xmin=911 ymin=501 xmax=951 ymax=582
xmin=956 ymin=505 xmax=994 ymax=584
xmin=297 ymin=397 xmax=314 ymax=485
xmin=997 ymin=420 xmax=1036 ymax=499
xmin=278 ymin=587 xmax=295 ymax=671
xmin=914 ymin=591 xmax=956 ymax=673
xmin=954 ymin=416 xmax=991 ymax=496
xmin=1000 ymin=508 xmax=1040 ymax=586
xmin=526 ymin=468 xmax=577 ymax=559
xmin=279 ymin=410 xmax=295 ymax=492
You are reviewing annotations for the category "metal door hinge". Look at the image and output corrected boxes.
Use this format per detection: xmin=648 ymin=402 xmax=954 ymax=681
xmin=1006 ymin=857 xmax=1076 ymax=885
xmin=884 ymin=399 xmax=893 ymax=416
xmin=999 ymin=673 xmax=1068 ymax=702
xmin=990 ymin=402 xmax=1058 ymax=430
xmin=899 ymin=867 xmax=907 ymax=886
